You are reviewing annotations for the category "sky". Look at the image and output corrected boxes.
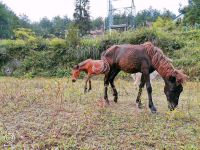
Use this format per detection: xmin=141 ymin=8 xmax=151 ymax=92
xmin=1 ymin=0 xmax=188 ymax=22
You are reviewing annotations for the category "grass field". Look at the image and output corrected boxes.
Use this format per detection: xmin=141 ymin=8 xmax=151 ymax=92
xmin=0 ymin=77 xmax=200 ymax=149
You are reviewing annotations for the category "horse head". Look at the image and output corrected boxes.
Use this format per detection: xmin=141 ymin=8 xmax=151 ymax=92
xmin=71 ymin=65 xmax=80 ymax=82
xmin=164 ymin=70 xmax=188 ymax=110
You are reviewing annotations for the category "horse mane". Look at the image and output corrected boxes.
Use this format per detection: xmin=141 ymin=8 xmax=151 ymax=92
xmin=143 ymin=42 xmax=187 ymax=84
xmin=78 ymin=59 xmax=92 ymax=67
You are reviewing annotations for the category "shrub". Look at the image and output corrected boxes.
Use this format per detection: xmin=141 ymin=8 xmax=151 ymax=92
xmin=1 ymin=26 xmax=199 ymax=79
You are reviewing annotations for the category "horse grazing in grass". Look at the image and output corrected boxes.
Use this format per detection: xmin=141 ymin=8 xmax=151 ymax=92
xmin=101 ymin=42 xmax=188 ymax=113
xmin=72 ymin=59 xmax=110 ymax=93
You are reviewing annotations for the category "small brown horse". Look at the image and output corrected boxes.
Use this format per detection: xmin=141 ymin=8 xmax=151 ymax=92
xmin=101 ymin=42 xmax=188 ymax=113
xmin=72 ymin=59 xmax=109 ymax=93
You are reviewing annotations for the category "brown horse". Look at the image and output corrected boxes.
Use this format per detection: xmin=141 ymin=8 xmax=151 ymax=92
xmin=72 ymin=59 xmax=109 ymax=93
xmin=101 ymin=42 xmax=188 ymax=113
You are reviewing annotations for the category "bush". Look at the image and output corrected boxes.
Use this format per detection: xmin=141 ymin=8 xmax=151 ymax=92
xmin=1 ymin=26 xmax=199 ymax=79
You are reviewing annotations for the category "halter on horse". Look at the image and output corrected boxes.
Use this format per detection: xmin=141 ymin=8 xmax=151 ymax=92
xmin=101 ymin=42 xmax=188 ymax=113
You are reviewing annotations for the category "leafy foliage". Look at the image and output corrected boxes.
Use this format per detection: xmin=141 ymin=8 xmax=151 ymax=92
xmin=65 ymin=23 xmax=80 ymax=47
xmin=0 ymin=2 xmax=20 ymax=39
xmin=180 ymin=0 xmax=200 ymax=25
xmin=134 ymin=7 xmax=176 ymax=27
xmin=1 ymin=27 xmax=195 ymax=78
xmin=153 ymin=17 xmax=176 ymax=31
xmin=91 ymin=17 xmax=104 ymax=30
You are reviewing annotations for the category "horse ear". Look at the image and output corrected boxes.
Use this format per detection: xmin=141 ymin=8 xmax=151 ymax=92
xmin=174 ymin=70 xmax=189 ymax=84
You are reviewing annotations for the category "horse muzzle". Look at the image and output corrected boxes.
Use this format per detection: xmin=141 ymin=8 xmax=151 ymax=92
xmin=168 ymin=102 xmax=177 ymax=111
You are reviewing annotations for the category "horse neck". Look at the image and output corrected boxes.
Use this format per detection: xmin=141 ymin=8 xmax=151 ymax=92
xmin=78 ymin=60 xmax=90 ymax=72
xmin=79 ymin=66 xmax=86 ymax=72
xmin=147 ymin=47 xmax=175 ymax=79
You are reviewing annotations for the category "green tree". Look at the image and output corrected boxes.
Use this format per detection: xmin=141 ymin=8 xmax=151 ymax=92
xmin=31 ymin=16 xmax=71 ymax=38
xmin=91 ymin=17 xmax=104 ymax=30
xmin=0 ymin=2 xmax=20 ymax=39
xmin=180 ymin=0 xmax=200 ymax=25
xmin=134 ymin=7 xmax=176 ymax=27
xmin=65 ymin=23 xmax=80 ymax=47
xmin=73 ymin=0 xmax=91 ymax=36
xmin=113 ymin=14 xmax=132 ymax=26
xmin=19 ymin=14 xmax=31 ymax=28
xmin=52 ymin=16 xmax=71 ymax=38
xmin=31 ymin=17 xmax=53 ymax=37
xmin=134 ymin=7 xmax=161 ymax=27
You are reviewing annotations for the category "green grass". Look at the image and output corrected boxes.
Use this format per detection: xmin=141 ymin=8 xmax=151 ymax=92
xmin=0 ymin=77 xmax=200 ymax=149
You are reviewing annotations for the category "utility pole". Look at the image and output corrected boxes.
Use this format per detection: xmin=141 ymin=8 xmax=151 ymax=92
xmin=107 ymin=0 xmax=136 ymax=31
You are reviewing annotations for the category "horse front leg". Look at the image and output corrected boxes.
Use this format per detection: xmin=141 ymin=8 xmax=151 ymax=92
xmin=144 ymin=73 xmax=157 ymax=113
xmin=136 ymin=74 xmax=145 ymax=108
xmin=88 ymin=79 xmax=92 ymax=92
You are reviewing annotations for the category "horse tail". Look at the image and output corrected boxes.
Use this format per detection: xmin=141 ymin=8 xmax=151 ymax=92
xmin=100 ymin=45 xmax=119 ymax=73
xmin=101 ymin=51 xmax=106 ymax=59
xmin=101 ymin=57 xmax=110 ymax=74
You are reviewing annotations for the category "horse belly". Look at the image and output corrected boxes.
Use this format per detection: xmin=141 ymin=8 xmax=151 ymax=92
xmin=118 ymin=59 xmax=141 ymax=73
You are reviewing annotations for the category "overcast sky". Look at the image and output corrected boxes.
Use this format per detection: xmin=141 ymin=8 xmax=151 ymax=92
xmin=1 ymin=0 xmax=188 ymax=22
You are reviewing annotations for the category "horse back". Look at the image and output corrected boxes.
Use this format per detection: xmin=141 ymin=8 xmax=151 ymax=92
xmin=102 ymin=44 xmax=151 ymax=73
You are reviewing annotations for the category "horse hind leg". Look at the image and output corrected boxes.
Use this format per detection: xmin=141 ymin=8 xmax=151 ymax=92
xmin=84 ymin=75 xmax=90 ymax=93
xmin=104 ymin=74 xmax=110 ymax=104
xmin=136 ymin=74 xmax=145 ymax=109
xmin=109 ymin=69 xmax=120 ymax=103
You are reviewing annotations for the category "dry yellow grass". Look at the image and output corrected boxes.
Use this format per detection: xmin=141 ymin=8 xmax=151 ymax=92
xmin=0 ymin=77 xmax=199 ymax=149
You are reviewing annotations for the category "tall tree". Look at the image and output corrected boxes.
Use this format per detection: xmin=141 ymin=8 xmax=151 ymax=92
xmin=91 ymin=17 xmax=104 ymax=30
xmin=0 ymin=2 xmax=20 ymax=39
xmin=19 ymin=14 xmax=31 ymax=28
xmin=134 ymin=7 xmax=176 ymax=27
xmin=180 ymin=0 xmax=200 ymax=25
xmin=32 ymin=17 xmax=53 ymax=37
xmin=134 ymin=7 xmax=161 ymax=27
xmin=73 ymin=0 xmax=91 ymax=36
xmin=52 ymin=16 xmax=71 ymax=38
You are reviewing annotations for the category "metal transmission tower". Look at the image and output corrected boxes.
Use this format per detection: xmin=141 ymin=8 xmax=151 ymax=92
xmin=108 ymin=0 xmax=135 ymax=31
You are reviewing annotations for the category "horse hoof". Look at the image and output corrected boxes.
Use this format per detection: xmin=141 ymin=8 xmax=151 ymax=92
xmin=113 ymin=97 xmax=118 ymax=103
xmin=138 ymin=103 xmax=143 ymax=109
xmin=136 ymin=99 xmax=140 ymax=103
xmin=84 ymin=88 xmax=87 ymax=94
xmin=104 ymin=99 xmax=110 ymax=105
